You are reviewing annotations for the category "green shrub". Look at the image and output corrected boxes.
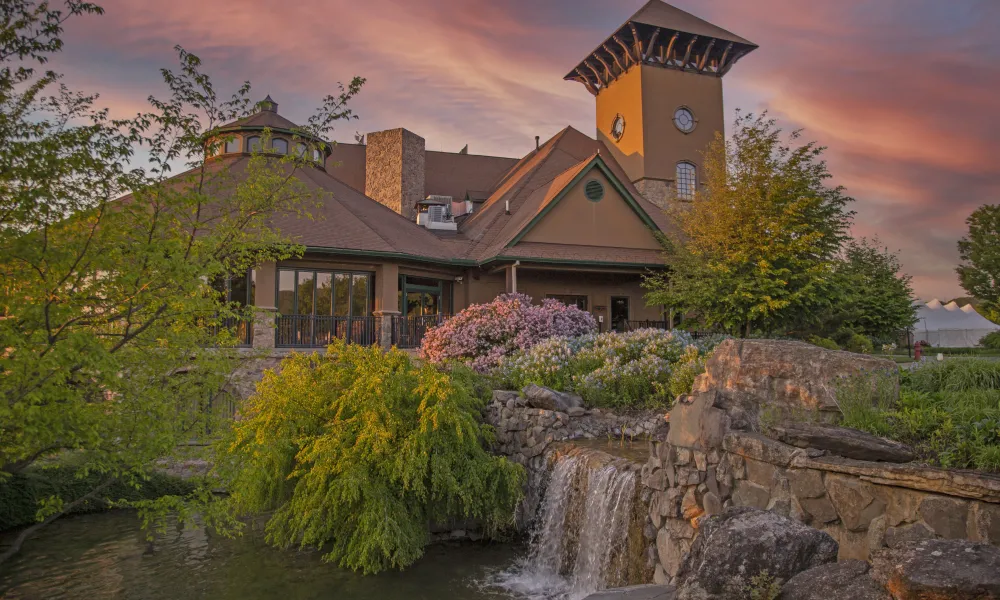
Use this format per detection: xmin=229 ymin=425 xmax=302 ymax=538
xmin=216 ymin=340 xmax=525 ymax=574
xmin=668 ymin=347 xmax=707 ymax=399
xmin=834 ymin=371 xmax=897 ymax=437
xmin=980 ymin=331 xmax=1000 ymax=349
xmin=806 ymin=336 xmax=840 ymax=351
xmin=0 ymin=465 xmax=194 ymax=531
xmin=844 ymin=333 xmax=874 ymax=354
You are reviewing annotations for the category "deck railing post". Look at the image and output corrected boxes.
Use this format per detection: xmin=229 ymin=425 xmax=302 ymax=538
xmin=374 ymin=311 xmax=399 ymax=349
xmin=251 ymin=308 xmax=277 ymax=350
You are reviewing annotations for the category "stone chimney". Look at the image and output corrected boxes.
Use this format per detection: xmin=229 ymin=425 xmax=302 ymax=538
xmin=365 ymin=128 xmax=425 ymax=222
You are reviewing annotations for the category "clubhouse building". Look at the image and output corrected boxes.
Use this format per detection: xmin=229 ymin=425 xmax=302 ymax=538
xmin=211 ymin=0 xmax=756 ymax=349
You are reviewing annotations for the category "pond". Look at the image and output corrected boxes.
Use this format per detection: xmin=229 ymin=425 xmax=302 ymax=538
xmin=0 ymin=511 xmax=528 ymax=600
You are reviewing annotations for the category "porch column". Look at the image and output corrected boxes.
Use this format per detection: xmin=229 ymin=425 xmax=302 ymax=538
xmin=252 ymin=261 xmax=277 ymax=349
xmin=373 ymin=263 xmax=400 ymax=348
xmin=505 ymin=262 xmax=519 ymax=294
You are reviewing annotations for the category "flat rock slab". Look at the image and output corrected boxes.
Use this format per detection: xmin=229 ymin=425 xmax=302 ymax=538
xmin=675 ymin=507 xmax=839 ymax=599
xmin=523 ymin=383 xmax=584 ymax=412
xmin=583 ymin=584 xmax=676 ymax=600
xmin=770 ymin=423 xmax=914 ymax=463
xmin=871 ymin=539 xmax=1000 ymax=599
xmin=779 ymin=560 xmax=888 ymax=600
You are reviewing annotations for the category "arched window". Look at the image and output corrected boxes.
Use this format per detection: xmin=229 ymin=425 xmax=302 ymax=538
xmin=295 ymin=142 xmax=307 ymax=158
xmin=224 ymin=136 xmax=240 ymax=153
xmin=312 ymin=148 xmax=322 ymax=162
xmin=272 ymin=138 xmax=288 ymax=154
xmin=246 ymin=136 xmax=262 ymax=153
xmin=676 ymin=161 xmax=697 ymax=201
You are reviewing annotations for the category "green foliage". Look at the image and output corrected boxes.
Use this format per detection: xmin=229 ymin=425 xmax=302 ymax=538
xmin=835 ymin=371 xmax=897 ymax=437
xmin=837 ymin=361 xmax=1000 ymax=472
xmin=980 ymin=332 xmax=1000 ymax=350
xmin=807 ymin=336 xmax=840 ymax=350
xmin=957 ymin=205 xmax=1000 ymax=319
xmin=0 ymin=2 xmax=365 ymax=562
xmin=843 ymin=333 xmax=874 ymax=354
xmin=216 ymin=341 xmax=525 ymax=574
xmin=668 ymin=347 xmax=707 ymax=399
xmin=0 ymin=463 xmax=194 ymax=531
xmin=644 ymin=112 xmax=854 ymax=336
xmin=746 ymin=570 xmax=782 ymax=600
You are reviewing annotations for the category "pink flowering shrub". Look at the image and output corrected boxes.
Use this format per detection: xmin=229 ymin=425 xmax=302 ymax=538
xmin=419 ymin=293 xmax=596 ymax=372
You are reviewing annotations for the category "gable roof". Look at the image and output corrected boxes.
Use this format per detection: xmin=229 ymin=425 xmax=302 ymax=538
xmin=457 ymin=126 xmax=675 ymax=264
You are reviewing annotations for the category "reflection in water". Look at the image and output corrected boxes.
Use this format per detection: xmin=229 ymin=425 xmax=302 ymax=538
xmin=0 ymin=511 xmax=524 ymax=600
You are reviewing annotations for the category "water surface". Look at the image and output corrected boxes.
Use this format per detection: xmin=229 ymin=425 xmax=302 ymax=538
xmin=0 ymin=511 xmax=523 ymax=600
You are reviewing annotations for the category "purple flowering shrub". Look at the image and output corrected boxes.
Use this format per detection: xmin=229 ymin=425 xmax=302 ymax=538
xmin=418 ymin=293 xmax=596 ymax=372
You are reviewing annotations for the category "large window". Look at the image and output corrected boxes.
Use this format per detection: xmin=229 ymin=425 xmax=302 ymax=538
xmin=224 ymin=136 xmax=241 ymax=153
xmin=546 ymin=294 xmax=588 ymax=311
xmin=398 ymin=275 xmax=448 ymax=317
xmin=272 ymin=138 xmax=288 ymax=154
xmin=246 ymin=136 xmax=262 ymax=153
xmin=277 ymin=268 xmax=372 ymax=317
xmin=676 ymin=161 xmax=697 ymax=201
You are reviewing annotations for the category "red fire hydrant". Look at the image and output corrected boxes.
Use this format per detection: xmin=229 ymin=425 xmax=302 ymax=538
xmin=914 ymin=341 xmax=922 ymax=361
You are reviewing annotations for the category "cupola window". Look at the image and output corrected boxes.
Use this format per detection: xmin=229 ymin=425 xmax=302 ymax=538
xmin=224 ymin=136 xmax=240 ymax=153
xmin=246 ymin=136 xmax=262 ymax=153
xmin=295 ymin=142 xmax=307 ymax=157
xmin=272 ymin=138 xmax=288 ymax=154
xmin=676 ymin=162 xmax=697 ymax=201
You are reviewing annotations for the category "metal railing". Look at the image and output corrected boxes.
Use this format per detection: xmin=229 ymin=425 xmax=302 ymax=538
xmin=392 ymin=314 xmax=450 ymax=349
xmin=275 ymin=315 xmax=381 ymax=348
xmin=623 ymin=321 xmax=717 ymax=339
xmin=202 ymin=315 xmax=253 ymax=347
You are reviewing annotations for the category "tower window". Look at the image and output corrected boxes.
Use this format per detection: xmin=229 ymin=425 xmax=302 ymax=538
xmin=246 ymin=136 xmax=262 ymax=153
xmin=673 ymin=107 xmax=696 ymax=134
xmin=224 ymin=136 xmax=240 ymax=153
xmin=676 ymin=162 xmax=697 ymax=201
xmin=272 ymin=138 xmax=288 ymax=154
xmin=584 ymin=179 xmax=605 ymax=202
xmin=295 ymin=142 xmax=307 ymax=157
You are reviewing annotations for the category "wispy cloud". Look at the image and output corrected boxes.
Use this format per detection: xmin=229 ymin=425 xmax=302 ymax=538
xmin=54 ymin=0 xmax=1000 ymax=299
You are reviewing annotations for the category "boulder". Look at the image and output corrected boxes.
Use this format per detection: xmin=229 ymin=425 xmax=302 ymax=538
xmin=692 ymin=339 xmax=897 ymax=418
xmin=674 ymin=507 xmax=838 ymax=599
xmin=769 ymin=423 xmax=914 ymax=463
xmin=666 ymin=391 xmax=727 ymax=451
xmin=582 ymin=585 xmax=677 ymax=600
xmin=778 ymin=560 xmax=888 ymax=600
xmin=870 ymin=539 xmax=1000 ymax=599
xmin=522 ymin=384 xmax=583 ymax=412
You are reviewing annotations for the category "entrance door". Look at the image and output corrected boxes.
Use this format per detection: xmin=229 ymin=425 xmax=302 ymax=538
xmin=610 ymin=296 xmax=630 ymax=332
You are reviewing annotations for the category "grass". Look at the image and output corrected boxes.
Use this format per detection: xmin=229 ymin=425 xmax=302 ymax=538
xmin=835 ymin=359 xmax=1000 ymax=472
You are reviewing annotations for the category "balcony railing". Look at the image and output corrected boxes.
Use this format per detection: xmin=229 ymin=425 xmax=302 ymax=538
xmin=392 ymin=314 xmax=449 ymax=349
xmin=275 ymin=315 xmax=380 ymax=348
xmin=203 ymin=315 xmax=253 ymax=347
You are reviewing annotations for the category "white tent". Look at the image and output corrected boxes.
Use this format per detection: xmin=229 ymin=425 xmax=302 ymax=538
xmin=913 ymin=299 xmax=1000 ymax=347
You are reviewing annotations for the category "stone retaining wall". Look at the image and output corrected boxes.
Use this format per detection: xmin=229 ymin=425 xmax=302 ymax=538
xmin=640 ymin=339 xmax=1000 ymax=586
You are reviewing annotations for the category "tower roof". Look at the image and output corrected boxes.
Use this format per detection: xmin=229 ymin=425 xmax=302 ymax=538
xmin=565 ymin=0 xmax=758 ymax=95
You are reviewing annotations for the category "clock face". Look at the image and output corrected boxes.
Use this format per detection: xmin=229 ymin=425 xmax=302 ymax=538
xmin=611 ymin=113 xmax=626 ymax=141
xmin=673 ymin=107 xmax=696 ymax=133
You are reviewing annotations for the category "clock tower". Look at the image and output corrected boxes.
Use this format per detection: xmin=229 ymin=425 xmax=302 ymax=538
xmin=565 ymin=0 xmax=757 ymax=209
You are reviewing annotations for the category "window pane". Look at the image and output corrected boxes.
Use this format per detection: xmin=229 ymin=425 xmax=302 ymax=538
xmin=406 ymin=292 xmax=421 ymax=317
xmin=225 ymin=136 xmax=240 ymax=153
xmin=296 ymin=271 xmax=315 ymax=315
xmin=676 ymin=162 xmax=697 ymax=201
xmin=422 ymin=292 xmax=438 ymax=316
xmin=334 ymin=273 xmax=350 ymax=316
xmin=316 ymin=273 xmax=333 ymax=316
xmin=246 ymin=136 xmax=261 ymax=152
xmin=352 ymin=274 xmax=370 ymax=316
xmin=249 ymin=269 xmax=256 ymax=306
xmin=278 ymin=270 xmax=295 ymax=314
xmin=229 ymin=271 xmax=248 ymax=306
xmin=295 ymin=142 xmax=307 ymax=157
xmin=272 ymin=138 xmax=288 ymax=154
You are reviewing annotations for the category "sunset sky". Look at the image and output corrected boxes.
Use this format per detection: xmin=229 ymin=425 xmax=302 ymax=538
xmin=54 ymin=0 xmax=999 ymax=300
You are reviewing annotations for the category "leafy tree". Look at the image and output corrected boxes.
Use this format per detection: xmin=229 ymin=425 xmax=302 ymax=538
xmin=216 ymin=341 xmax=525 ymax=574
xmin=644 ymin=112 xmax=854 ymax=336
xmin=957 ymin=204 xmax=1000 ymax=321
xmin=822 ymin=238 xmax=916 ymax=342
xmin=0 ymin=0 xmax=363 ymax=562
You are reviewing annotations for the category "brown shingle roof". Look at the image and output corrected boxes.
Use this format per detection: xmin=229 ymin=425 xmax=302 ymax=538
xmin=627 ymin=0 xmax=755 ymax=46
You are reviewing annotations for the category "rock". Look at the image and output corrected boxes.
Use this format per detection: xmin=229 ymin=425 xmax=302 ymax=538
xmin=666 ymin=391 xmax=727 ymax=451
xmin=657 ymin=529 xmax=690 ymax=578
xmin=786 ymin=469 xmax=826 ymax=499
xmin=522 ymin=384 xmax=583 ymax=412
xmin=884 ymin=522 xmax=935 ymax=548
xmin=582 ymin=585 xmax=676 ymax=600
xmin=492 ymin=390 xmax=520 ymax=405
xmin=567 ymin=406 xmax=586 ymax=417
xmin=870 ymin=539 xmax=1000 ymax=599
xmin=778 ymin=560 xmax=888 ymax=600
xmin=691 ymin=339 xmax=898 ymax=418
xmin=681 ymin=487 xmax=703 ymax=520
xmin=917 ymin=495 xmax=969 ymax=539
xmin=674 ymin=507 xmax=838 ymax=599
xmin=702 ymin=492 xmax=722 ymax=517
xmin=824 ymin=474 xmax=886 ymax=532
xmin=970 ymin=502 xmax=1000 ymax=545
xmin=769 ymin=423 xmax=914 ymax=463
xmin=733 ymin=480 xmax=771 ymax=510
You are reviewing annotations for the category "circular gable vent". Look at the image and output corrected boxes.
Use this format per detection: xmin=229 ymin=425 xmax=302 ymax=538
xmin=585 ymin=179 xmax=605 ymax=202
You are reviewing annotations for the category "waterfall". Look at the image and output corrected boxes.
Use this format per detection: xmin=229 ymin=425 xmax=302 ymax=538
xmin=489 ymin=447 xmax=643 ymax=600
